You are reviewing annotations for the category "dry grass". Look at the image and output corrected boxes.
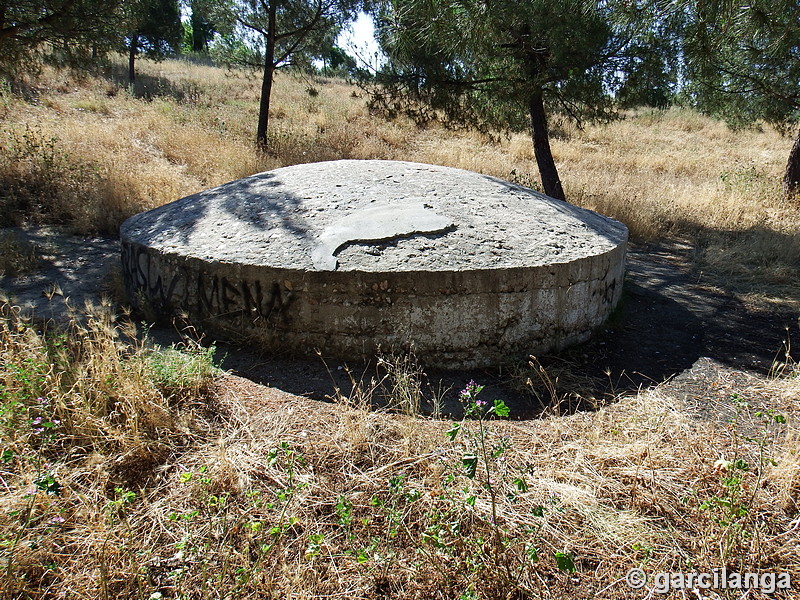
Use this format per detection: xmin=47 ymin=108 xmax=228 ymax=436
xmin=0 ymin=230 xmax=39 ymax=276
xmin=2 ymin=57 xmax=798 ymax=299
xmin=3 ymin=57 xmax=800 ymax=599
xmin=1 ymin=300 xmax=799 ymax=599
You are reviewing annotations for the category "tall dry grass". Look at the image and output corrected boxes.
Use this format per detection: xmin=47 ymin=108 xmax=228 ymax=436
xmin=1 ymin=57 xmax=798 ymax=296
xmin=2 ymin=56 xmax=799 ymax=600
xmin=0 ymin=300 xmax=220 ymax=596
xmin=1 ymin=298 xmax=798 ymax=598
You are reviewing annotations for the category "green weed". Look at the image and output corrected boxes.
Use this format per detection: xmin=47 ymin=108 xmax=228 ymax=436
xmin=146 ymin=341 xmax=218 ymax=402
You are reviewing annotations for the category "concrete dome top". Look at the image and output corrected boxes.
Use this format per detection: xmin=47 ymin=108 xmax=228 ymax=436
xmin=121 ymin=160 xmax=627 ymax=273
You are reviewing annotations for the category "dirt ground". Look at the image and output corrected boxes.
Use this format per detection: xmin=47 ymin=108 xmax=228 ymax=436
xmin=1 ymin=226 xmax=797 ymax=418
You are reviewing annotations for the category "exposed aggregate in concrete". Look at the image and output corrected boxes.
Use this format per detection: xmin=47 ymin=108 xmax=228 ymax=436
xmin=121 ymin=160 xmax=627 ymax=272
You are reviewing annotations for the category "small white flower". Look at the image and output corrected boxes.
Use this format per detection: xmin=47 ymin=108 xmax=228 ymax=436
xmin=713 ymin=458 xmax=732 ymax=471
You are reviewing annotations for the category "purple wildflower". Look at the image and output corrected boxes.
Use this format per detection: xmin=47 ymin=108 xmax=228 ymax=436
xmin=460 ymin=379 xmax=478 ymax=397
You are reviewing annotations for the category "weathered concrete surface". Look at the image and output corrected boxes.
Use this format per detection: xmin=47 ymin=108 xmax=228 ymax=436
xmin=120 ymin=160 xmax=628 ymax=368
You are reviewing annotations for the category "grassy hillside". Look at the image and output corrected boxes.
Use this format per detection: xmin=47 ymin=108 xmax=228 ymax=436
xmin=1 ymin=57 xmax=800 ymax=599
xmin=1 ymin=57 xmax=799 ymax=298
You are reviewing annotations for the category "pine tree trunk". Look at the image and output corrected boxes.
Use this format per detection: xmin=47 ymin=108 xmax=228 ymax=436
xmin=191 ymin=7 xmax=204 ymax=52
xmin=528 ymin=91 xmax=565 ymax=201
xmin=256 ymin=2 xmax=277 ymax=149
xmin=256 ymin=61 xmax=275 ymax=149
xmin=128 ymin=34 xmax=138 ymax=84
xmin=784 ymin=128 xmax=800 ymax=198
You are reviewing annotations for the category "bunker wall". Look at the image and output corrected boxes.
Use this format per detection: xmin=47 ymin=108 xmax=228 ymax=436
xmin=121 ymin=239 xmax=625 ymax=368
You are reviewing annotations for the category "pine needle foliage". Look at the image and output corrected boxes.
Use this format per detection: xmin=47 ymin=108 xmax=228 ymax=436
xmin=364 ymin=0 xmax=668 ymax=200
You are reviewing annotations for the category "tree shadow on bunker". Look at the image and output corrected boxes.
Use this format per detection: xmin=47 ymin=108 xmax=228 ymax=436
xmin=121 ymin=163 xmax=799 ymax=420
xmin=122 ymin=172 xmax=310 ymax=249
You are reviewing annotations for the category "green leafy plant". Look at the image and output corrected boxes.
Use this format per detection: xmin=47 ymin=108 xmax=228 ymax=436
xmin=446 ymin=381 xmax=510 ymax=527
xmin=0 ymin=124 xmax=103 ymax=228
xmin=440 ymin=381 xmax=561 ymax=594
xmin=146 ymin=341 xmax=218 ymax=401
xmin=699 ymin=392 xmax=787 ymax=564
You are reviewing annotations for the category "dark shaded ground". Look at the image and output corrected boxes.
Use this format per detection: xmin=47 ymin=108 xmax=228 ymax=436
xmin=565 ymin=239 xmax=798 ymax=389
xmin=0 ymin=227 xmax=123 ymax=319
xmin=1 ymin=227 xmax=797 ymax=418
xmin=213 ymin=238 xmax=798 ymax=417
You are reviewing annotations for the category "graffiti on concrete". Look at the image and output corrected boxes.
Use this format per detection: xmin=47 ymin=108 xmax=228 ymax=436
xmin=601 ymin=277 xmax=618 ymax=305
xmin=122 ymin=242 xmax=184 ymax=307
xmin=123 ymin=242 xmax=293 ymax=323
xmin=198 ymin=274 xmax=293 ymax=321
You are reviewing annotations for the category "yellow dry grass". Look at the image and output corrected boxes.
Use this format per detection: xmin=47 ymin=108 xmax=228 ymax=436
xmin=2 ymin=56 xmax=798 ymax=299
xmin=1 ymin=299 xmax=799 ymax=599
xmin=2 ymin=56 xmax=800 ymax=600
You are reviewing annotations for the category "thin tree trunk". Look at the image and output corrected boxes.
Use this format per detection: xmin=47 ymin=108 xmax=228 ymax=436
xmin=528 ymin=91 xmax=565 ymax=201
xmin=256 ymin=62 xmax=275 ymax=149
xmin=191 ymin=7 xmax=200 ymax=52
xmin=0 ymin=7 xmax=6 ymax=65
xmin=128 ymin=34 xmax=138 ymax=84
xmin=784 ymin=128 xmax=800 ymax=198
xmin=256 ymin=2 xmax=277 ymax=149
xmin=191 ymin=5 xmax=204 ymax=52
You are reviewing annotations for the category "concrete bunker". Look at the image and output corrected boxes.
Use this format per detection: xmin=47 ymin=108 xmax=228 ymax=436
xmin=120 ymin=160 xmax=628 ymax=369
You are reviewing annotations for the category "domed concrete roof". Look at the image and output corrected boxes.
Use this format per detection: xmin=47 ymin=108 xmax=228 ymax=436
xmin=120 ymin=160 xmax=628 ymax=368
xmin=121 ymin=160 xmax=627 ymax=273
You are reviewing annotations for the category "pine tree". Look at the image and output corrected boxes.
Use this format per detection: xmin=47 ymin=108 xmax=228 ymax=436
xmin=125 ymin=0 xmax=182 ymax=84
xmin=366 ymin=0 xmax=662 ymax=200
xmin=190 ymin=0 xmax=216 ymax=53
xmin=0 ymin=0 xmax=123 ymax=79
xmin=214 ymin=0 xmax=357 ymax=148
xmin=683 ymin=0 xmax=800 ymax=196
